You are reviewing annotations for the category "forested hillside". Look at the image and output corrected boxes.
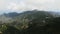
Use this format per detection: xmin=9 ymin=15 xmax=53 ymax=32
xmin=0 ymin=10 xmax=60 ymax=34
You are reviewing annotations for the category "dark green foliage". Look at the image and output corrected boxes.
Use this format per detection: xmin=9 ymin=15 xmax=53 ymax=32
xmin=1 ymin=10 xmax=60 ymax=34
xmin=3 ymin=25 xmax=21 ymax=34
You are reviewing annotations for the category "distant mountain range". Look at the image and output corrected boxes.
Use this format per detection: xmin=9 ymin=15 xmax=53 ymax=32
xmin=1 ymin=10 xmax=60 ymax=18
xmin=48 ymin=11 xmax=60 ymax=17
xmin=0 ymin=10 xmax=60 ymax=24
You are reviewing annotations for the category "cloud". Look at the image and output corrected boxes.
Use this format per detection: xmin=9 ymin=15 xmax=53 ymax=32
xmin=0 ymin=0 xmax=60 ymax=12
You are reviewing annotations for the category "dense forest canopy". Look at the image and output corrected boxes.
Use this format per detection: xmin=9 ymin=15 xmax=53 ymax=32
xmin=0 ymin=10 xmax=60 ymax=34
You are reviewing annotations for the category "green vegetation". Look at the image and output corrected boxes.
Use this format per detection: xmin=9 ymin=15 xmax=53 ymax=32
xmin=0 ymin=10 xmax=60 ymax=34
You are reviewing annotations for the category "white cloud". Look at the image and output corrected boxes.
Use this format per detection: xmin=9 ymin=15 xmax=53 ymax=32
xmin=0 ymin=0 xmax=60 ymax=12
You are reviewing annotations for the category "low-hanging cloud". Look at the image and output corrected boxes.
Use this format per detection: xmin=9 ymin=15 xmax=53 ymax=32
xmin=0 ymin=0 xmax=60 ymax=12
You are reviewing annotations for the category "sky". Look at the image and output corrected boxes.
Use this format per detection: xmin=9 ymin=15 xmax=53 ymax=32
xmin=0 ymin=0 xmax=60 ymax=14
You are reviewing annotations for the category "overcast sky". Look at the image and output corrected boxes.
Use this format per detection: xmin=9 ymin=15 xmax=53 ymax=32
xmin=0 ymin=0 xmax=60 ymax=14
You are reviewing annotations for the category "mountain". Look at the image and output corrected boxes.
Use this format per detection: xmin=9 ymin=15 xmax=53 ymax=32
xmin=0 ymin=10 xmax=54 ymax=25
xmin=48 ymin=11 xmax=60 ymax=17
xmin=0 ymin=15 xmax=13 ymax=24
xmin=0 ymin=10 xmax=54 ymax=22
xmin=1 ymin=10 xmax=60 ymax=18
xmin=0 ymin=10 xmax=60 ymax=25
xmin=1 ymin=10 xmax=60 ymax=34
xmin=3 ymin=12 xmax=19 ymax=18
